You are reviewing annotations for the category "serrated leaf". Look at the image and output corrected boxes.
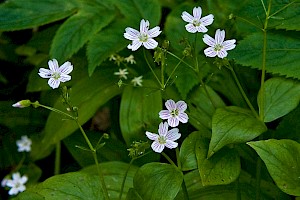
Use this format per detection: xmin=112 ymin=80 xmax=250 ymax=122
xmin=195 ymin=138 xmax=240 ymax=186
xmin=229 ymin=31 xmax=300 ymax=79
xmin=0 ymin=0 xmax=77 ymax=31
xmin=258 ymin=77 xmax=300 ymax=122
xmin=248 ymin=139 xmax=300 ymax=196
xmin=134 ymin=163 xmax=183 ymax=200
xmin=208 ymin=106 xmax=267 ymax=157
xmin=50 ymin=6 xmax=116 ymax=61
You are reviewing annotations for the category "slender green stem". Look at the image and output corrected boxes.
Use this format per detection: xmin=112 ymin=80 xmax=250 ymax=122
xmin=260 ymin=0 xmax=267 ymax=14
xmin=194 ymin=34 xmax=199 ymax=72
xmin=14 ymin=154 xmax=26 ymax=172
xmin=181 ymin=178 xmax=190 ymax=200
xmin=119 ymin=158 xmax=135 ymax=200
xmin=36 ymin=103 xmax=75 ymax=119
xmin=161 ymin=51 xmax=165 ymax=88
xmin=165 ymin=56 xmax=184 ymax=87
xmin=165 ymin=50 xmax=195 ymax=70
xmin=161 ymin=152 xmax=176 ymax=167
xmin=143 ymin=49 xmax=163 ymax=88
xmin=234 ymin=16 xmax=263 ymax=31
xmin=200 ymin=79 xmax=217 ymax=109
xmin=54 ymin=141 xmax=61 ymax=175
xmin=175 ymin=148 xmax=181 ymax=170
xmin=269 ymin=0 xmax=294 ymax=18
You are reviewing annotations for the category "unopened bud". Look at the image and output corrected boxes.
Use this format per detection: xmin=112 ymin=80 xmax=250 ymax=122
xmin=12 ymin=100 xmax=31 ymax=108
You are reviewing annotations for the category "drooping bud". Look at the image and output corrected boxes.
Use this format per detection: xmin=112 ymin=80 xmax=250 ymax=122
xmin=12 ymin=100 xmax=31 ymax=108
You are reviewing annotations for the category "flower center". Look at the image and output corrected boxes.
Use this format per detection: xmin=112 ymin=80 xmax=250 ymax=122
xmin=192 ymin=20 xmax=201 ymax=27
xmin=52 ymin=72 xmax=61 ymax=80
xmin=171 ymin=109 xmax=179 ymax=117
xmin=214 ymin=44 xmax=223 ymax=52
xmin=158 ymin=136 xmax=166 ymax=144
xmin=139 ymin=33 xmax=148 ymax=42
xmin=15 ymin=182 xmax=21 ymax=189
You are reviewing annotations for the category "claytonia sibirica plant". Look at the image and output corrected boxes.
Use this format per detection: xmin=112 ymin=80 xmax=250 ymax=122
xmin=114 ymin=68 xmax=129 ymax=79
xmin=38 ymin=59 xmax=73 ymax=89
xmin=16 ymin=135 xmax=32 ymax=152
xmin=159 ymin=99 xmax=189 ymax=127
xmin=181 ymin=7 xmax=214 ymax=33
xmin=146 ymin=122 xmax=181 ymax=153
xmin=124 ymin=19 xmax=162 ymax=51
xmin=5 ymin=172 xmax=28 ymax=196
xmin=131 ymin=76 xmax=143 ymax=87
xmin=203 ymin=29 xmax=236 ymax=59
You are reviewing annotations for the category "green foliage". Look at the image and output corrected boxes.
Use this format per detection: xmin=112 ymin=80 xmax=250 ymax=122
xmin=248 ymin=139 xmax=300 ymax=196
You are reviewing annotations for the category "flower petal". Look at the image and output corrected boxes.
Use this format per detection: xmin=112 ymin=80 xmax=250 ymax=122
xmin=146 ymin=131 xmax=159 ymax=141
xmin=59 ymin=61 xmax=73 ymax=74
xmin=18 ymin=184 xmax=26 ymax=192
xmin=185 ymin=24 xmax=197 ymax=33
xmin=165 ymin=99 xmax=176 ymax=111
xmin=217 ymin=49 xmax=228 ymax=59
xmin=203 ymin=34 xmax=215 ymax=47
xmin=166 ymin=128 xmax=181 ymax=141
xmin=196 ymin=24 xmax=208 ymax=33
xmin=143 ymin=38 xmax=158 ymax=49
xmin=48 ymin=59 xmax=59 ymax=72
xmin=59 ymin=74 xmax=71 ymax=82
xmin=158 ymin=122 xmax=168 ymax=136
xmin=168 ymin=117 xmax=179 ymax=127
xmin=124 ymin=27 xmax=140 ymax=40
xmin=140 ymin=19 xmax=149 ymax=33
xmin=38 ymin=68 xmax=52 ymax=78
xmin=6 ymin=180 xmax=15 ymax=188
xmin=178 ymin=113 xmax=189 ymax=123
xmin=215 ymin=29 xmax=225 ymax=44
xmin=181 ymin=11 xmax=194 ymax=23
xmin=148 ymin=26 xmax=161 ymax=38
xmin=176 ymin=101 xmax=187 ymax=112
xmin=48 ymin=78 xmax=60 ymax=89
xmin=20 ymin=176 xmax=28 ymax=184
xmin=165 ymin=140 xmax=178 ymax=149
xmin=204 ymin=47 xmax=217 ymax=57
xmin=193 ymin=7 xmax=202 ymax=19
xmin=159 ymin=110 xmax=172 ymax=119
xmin=127 ymin=40 xmax=142 ymax=51
xmin=151 ymin=141 xmax=165 ymax=153
xmin=223 ymin=39 xmax=236 ymax=51
xmin=200 ymin=14 xmax=214 ymax=26
xmin=8 ymin=187 xmax=19 ymax=195
xmin=12 ymin=173 xmax=20 ymax=180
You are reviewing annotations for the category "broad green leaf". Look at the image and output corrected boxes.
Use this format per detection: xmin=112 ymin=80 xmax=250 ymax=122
xmin=229 ymin=31 xmax=300 ymax=79
xmin=120 ymin=80 xmax=162 ymax=146
xmin=126 ymin=188 xmax=143 ymax=200
xmin=134 ymin=163 xmax=183 ymax=200
xmin=50 ymin=5 xmax=116 ymax=61
xmin=248 ymin=139 xmax=300 ymax=196
xmin=258 ymin=77 xmax=300 ymax=122
xmin=195 ymin=138 xmax=240 ymax=186
xmin=0 ymin=0 xmax=77 ymax=31
xmin=208 ymin=106 xmax=267 ymax=157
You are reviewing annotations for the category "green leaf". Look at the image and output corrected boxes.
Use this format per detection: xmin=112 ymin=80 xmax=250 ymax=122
xmin=208 ymin=106 xmax=267 ymax=157
xmin=247 ymin=139 xmax=300 ymax=196
xmin=229 ymin=31 xmax=300 ymax=79
xmin=120 ymin=80 xmax=162 ymax=146
xmin=50 ymin=5 xmax=116 ymax=61
xmin=258 ymin=77 xmax=300 ymax=122
xmin=195 ymin=138 xmax=240 ymax=186
xmin=134 ymin=163 xmax=183 ymax=200
xmin=126 ymin=188 xmax=143 ymax=200
xmin=0 ymin=0 xmax=77 ymax=31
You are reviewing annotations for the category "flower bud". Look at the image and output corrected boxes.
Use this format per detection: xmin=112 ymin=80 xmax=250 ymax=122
xmin=12 ymin=100 xmax=31 ymax=108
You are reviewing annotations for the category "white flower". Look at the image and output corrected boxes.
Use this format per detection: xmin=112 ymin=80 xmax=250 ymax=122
xmin=124 ymin=55 xmax=136 ymax=64
xmin=203 ymin=29 xmax=236 ymax=59
xmin=131 ymin=76 xmax=143 ymax=87
xmin=38 ymin=59 xmax=73 ymax=89
xmin=124 ymin=19 xmax=162 ymax=51
xmin=1 ymin=178 xmax=8 ymax=187
xmin=181 ymin=7 xmax=214 ymax=33
xmin=114 ymin=68 xmax=129 ymax=79
xmin=16 ymin=135 xmax=32 ymax=152
xmin=6 ymin=172 xmax=28 ymax=196
xmin=146 ymin=122 xmax=181 ymax=153
xmin=159 ymin=99 xmax=189 ymax=127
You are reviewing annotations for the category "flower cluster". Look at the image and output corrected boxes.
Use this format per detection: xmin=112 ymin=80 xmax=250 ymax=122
xmin=146 ymin=100 xmax=188 ymax=153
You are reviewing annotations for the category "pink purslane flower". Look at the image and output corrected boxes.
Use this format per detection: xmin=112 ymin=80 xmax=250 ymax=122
xmin=159 ymin=100 xmax=189 ymax=127
xmin=203 ymin=29 xmax=236 ymax=59
xmin=146 ymin=122 xmax=181 ymax=153
xmin=181 ymin=7 xmax=214 ymax=33
xmin=124 ymin=19 xmax=162 ymax=51
xmin=38 ymin=59 xmax=73 ymax=89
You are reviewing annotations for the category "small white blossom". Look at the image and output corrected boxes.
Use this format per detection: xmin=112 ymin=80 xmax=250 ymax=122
xmin=38 ymin=59 xmax=73 ymax=89
xmin=181 ymin=7 xmax=214 ymax=33
xmin=109 ymin=54 xmax=117 ymax=61
xmin=6 ymin=172 xmax=28 ymax=196
xmin=131 ymin=76 xmax=143 ymax=87
xmin=124 ymin=55 xmax=136 ymax=64
xmin=16 ymin=135 xmax=32 ymax=152
xmin=114 ymin=68 xmax=129 ymax=79
xmin=159 ymin=99 xmax=189 ymax=127
xmin=124 ymin=19 xmax=162 ymax=51
xmin=146 ymin=122 xmax=181 ymax=153
xmin=1 ymin=178 xmax=8 ymax=187
xmin=203 ymin=29 xmax=236 ymax=59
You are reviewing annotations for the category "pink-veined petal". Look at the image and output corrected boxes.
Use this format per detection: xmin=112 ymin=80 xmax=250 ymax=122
xmin=178 ymin=113 xmax=189 ymax=123
xmin=166 ymin=128 xmax=181 ymax=141
xmin=165 ymin=99 xmax=176 ymax=111
xmin=203 ymin=34 xmax=215 ymax=47
xmin=146 ymin=131 xmax=159 ymax=141
xmin=143 ymin=38 xmax=158 ymax=49
xmin=200 ymin=14 xmax=214 ymax=26
xmin=181 ymin=11 xmax=194 ymax=23
xmin=127 ymin=40 xmax=142 ymax=51
xmin=193 ymin=7 xmax=202 ymax=19
xmin=140 ymin=19 xmax=149 ymax=33
xmin=223 ymin=39 xmax=236 ymax=51
xmin=38 ymin=68 xmax=52 ymax=78
xmin=151 ymin=141 xmax=165 ymax=153
xmin=159 ymin=110 xmax=172 ymax=119
xmin=8 ymin=187 xmax=19 ymax=195
xmin=196 ymin=24 xmax=208 ymax=33
xmin=217 ymin=49 xmax=228 ymax=59
xmin=48 ymin=59 xmax=59 ymax=72
xmin=185 ymin=24 xmax=197 ymax=33
xmin=6 ymin=180 xmax=15 ymax=188
xmin=215 ymin=29 xmax=225 ymax=44
xmin=158 ymin=122 xmax=168 ymax=136
xmin=168 ymin=117 xmax=179 ymax=127
xmin=124 ymin=28 xmax=140 ymax=40
xmin=165 ymin=140 xmax=178 ymax=149
xmin=48 ymin=78 xmax=60 ymax=89
xmin=59 ymin=74 xmax=71 ymax=82
xmin=148 ymin=26 xmax=161 ymax=38
xmin=20 ymin=176 xmax=28 ymax=184
xmin=204 ymin=47 xmax=218 ymax=57
xmin=176 ymin=101 xmax=187 ymax=112
xmin=59 ymin=61 xmax=73 ymax=74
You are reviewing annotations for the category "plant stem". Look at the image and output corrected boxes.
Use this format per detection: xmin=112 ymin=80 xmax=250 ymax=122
xmin=194 ymin=33 xmax=199 ymax=72
xmin=164 ymin=56 xmax=184 ymax=87
xmin=36 ymin=103 xmax=75 ymax=120
xmin=143 ymin=49 xmax=163 ymax=88
xmin=175 ymin=148 xmax=181 ymax=170
xmin=161 ymin=152 xmax=176 ymax=167
xmin=54 ymin=141 xmax=61 ymax=175
xmin=119 ymin=158 xmax=135 ymax=200
xmin=181 ymin=178 xmax=190 ymax=200
xmin=165 ymin=50 xmax=195 ymax=70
